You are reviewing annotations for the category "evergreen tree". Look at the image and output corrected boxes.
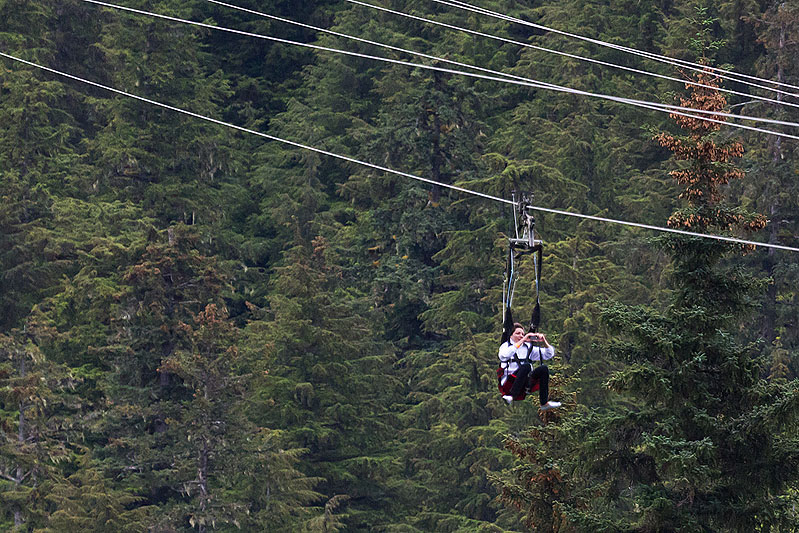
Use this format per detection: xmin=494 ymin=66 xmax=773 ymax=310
xmin=94 ymin=225 xmax=228 ymax=526
xmin=0 ymin=323 xmax=72 ymax=530
xmin=0 ymin=0 xmax=87 ymax=330
xmin=253 ymin=232 xmax=399 ymax=530
xmin=34 ymin=455 xmax=152 ymax=533
xmin=393 ymin=211 xmax=530 ymax=532
xmin=157 ymin=304 xmax=251 ymax=531
xmin=498 ymin=66 xmax=799 ymax=532
xmin=85 ymin=0 xmax=235 ymax=226
xmin=742 ymin=0 xmax=799 ymax=378
xmin=4 ymin=0 xmax=799 ymax=529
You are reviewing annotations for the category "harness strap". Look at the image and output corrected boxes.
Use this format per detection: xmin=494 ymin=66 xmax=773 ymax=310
xmin=500 ymin=340 xmax=531 ymax=373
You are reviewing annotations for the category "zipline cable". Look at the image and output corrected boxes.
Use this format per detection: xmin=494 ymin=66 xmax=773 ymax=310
xmin=2 ymin=51 xmax=797 ymax=253
xmin=0 ymin=51 xmax=508 ymax=206
xmin=345 ymin=0 xmax=799 ymax=110
xmin=433 ymin=0 xmax=799 ymax=97
xmin=214 ymin=0 xmax=799 ymax=120
xmin=442 ymin=0 xmax=799 ymax=95
xmin=201 ymin=0 xmax=535 ymax=82
xmin=79 ymin=0 xmax=799 ymax=138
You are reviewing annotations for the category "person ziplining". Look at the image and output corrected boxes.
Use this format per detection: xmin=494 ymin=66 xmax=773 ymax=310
xmin=496 ymin=193 xmax=561 ymax=409
xmin=498 ymin=323 xmax=560 ymax=408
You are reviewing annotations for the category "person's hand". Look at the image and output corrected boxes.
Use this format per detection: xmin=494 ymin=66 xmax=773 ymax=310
xmin=523 ymin=333 xmax=539 ymax=342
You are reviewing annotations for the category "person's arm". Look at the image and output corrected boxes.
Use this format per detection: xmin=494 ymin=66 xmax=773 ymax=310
xmin=538 ymin=345 xmax=555 ymax=360
xmin=529 ymin=334 xmax=555 ymax=361
xmin=498 ymin=341 xmax=522 ymax=363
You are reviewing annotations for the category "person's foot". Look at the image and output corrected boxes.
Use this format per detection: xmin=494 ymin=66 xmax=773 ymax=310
xmin=540 ymin=401 xmax=561 ymax=411
xmin=502 ymin=395 xmax=514 ymax=405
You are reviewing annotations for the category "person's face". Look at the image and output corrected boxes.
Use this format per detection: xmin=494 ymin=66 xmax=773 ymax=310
xmin=510 ymin=327 xmax=525 ymax=343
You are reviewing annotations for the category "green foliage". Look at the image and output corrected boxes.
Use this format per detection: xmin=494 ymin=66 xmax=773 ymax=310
xmin=34 ymin=455 xmax=152 ymax=533
xmin=2 ymin=0 xmax=799 ymax=530
xmin=499 ymin=32 xmax=799 ymax=531
xmin=0 ymin=324 xmax=74 ymax=530
xmin=252 ymin=232 xmax=400 ymax=530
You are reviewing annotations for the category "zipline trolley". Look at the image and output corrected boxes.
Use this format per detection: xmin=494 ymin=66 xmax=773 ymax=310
xmin=500 ymin=192 xmax=543 ymax=345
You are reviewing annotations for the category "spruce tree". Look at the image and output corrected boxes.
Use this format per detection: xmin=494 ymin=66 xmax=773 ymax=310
xmin=94 ymin=226 xmax=228 ymax=525
xmin=0 ymin=323 xmax=72 ymax=530
xmin=499 ymin=65 xmax=799 ymax=532
xmin=252 ymin=232 xmax=399 ymax=530
xmin=0 ymin=0 xmax=87 ymax=329
xmin=34 ymin=455 xmax=152 ymax=533
xmin=157 ymin=304 xmax=252 ymax=531
xmin=743 ymin=0 xmax=799 ymax=378
xmin=85 ymin=0 xmax=235 ymax=226
xmin=393 ymin=206 xmax=530 ymax=532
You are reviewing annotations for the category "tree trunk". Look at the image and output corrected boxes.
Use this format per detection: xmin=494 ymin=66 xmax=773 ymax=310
xmin=198 ymin=439 xmax=209 ymax=533
xmin=14 ymin=357 xmax=26 ymax=530
xmin=762 ymin=21 xmax=785 ymax=345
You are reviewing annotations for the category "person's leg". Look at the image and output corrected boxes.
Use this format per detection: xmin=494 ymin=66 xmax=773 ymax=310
xmin=508 ymin=363 xmax=532 ymax=397
xmin=529 ymin=365 xmax=549 ymax=405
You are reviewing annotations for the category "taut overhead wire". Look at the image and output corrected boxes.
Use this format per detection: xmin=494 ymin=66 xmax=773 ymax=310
xmin=79 ymin=0 xmax=799 ymax=139
xmin=433 ymin=0 xmax=799 ymax=97
xmin=345 ymin=0 xmax=799 ymax=110
xmin=1 ymin=51 xmax=797 ymax=253
xmin=218 ymin=0 xmax=799 ymax=116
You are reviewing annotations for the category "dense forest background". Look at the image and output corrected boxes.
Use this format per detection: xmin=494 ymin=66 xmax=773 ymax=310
xmin=1 ymin=0 xmax=798 ymax=531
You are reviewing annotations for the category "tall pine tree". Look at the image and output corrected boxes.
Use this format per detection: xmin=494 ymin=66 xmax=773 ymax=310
xmin=499 ymin=65 xmax=799 ymax=532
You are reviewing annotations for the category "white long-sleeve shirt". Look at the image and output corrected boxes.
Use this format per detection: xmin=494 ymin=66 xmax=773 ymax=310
xmin=498 ymin=340 xmax=555 ymax=375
